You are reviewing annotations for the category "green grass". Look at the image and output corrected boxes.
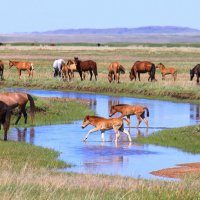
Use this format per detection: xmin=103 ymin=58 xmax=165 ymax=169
xmin=134 ymin=125 xmax=200 ymax=153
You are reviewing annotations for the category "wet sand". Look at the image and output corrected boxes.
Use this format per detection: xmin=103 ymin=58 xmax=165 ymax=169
xmin=151 ymin=162 xmax=200 ymax=179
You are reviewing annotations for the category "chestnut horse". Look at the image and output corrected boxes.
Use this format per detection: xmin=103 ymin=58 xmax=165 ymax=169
xmin=156 ymin=63 xmax=177 ymax=81
xmin=190 ymin=64 xmax=200 ymax=83
xmin=0 ymin=92 xmax=35 ymax=125
xmin=82 ymin=115 xmax=131 ymax=142
xmin=74 ymin=57 xmax=98 ymax=81
xmin=109 ymin=104 xmax=149 ymax=128
xmin=129 ymin=61 xmax=156 ymax=81
xmin=9 ymin=60 xmax=34 ymax=79
xmin=0 ymin=101 xmax=12 ymax=141
xmin=108 ymin=62 xmax=125 ymax=83
xmin=67 ymin=59 xmax=77 ymax=79
xmin=0 ymin=60 xmax=4 ymax=80
xmin=61 ymin=63 xmax=70 ymax=81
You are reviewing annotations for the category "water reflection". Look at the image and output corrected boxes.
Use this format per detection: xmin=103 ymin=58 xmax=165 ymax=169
xmin=15 ymin=127 xmax=35 ymax=144
xmin=190 ymin=104 xmax=200 ymax=121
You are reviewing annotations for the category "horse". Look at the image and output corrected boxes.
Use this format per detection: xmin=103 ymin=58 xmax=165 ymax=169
xmin=0 ymin=101 xmax=12 ymax=141
xmin=0 ymin=92 xmax=35 ymax=125
xmin=53 ymin=59 xmax=65 ymax=77
xmin=190 ymin=64 xmax=200 ymax=83
xmin=109 ymin=104 xmax=149 ymax=128
xmin=74 ymin=57 xmax=98 ymax=81
xmin=61 ymin=63 xmax=71 ymax=81
xmin=81 ymin=115 xmax=131 ymax=142
xmin=0 ymin=60 xmax=4 ymax=80
xmin=9 ymin=60 xmax=34 ymax=79
xmin=108 ymin=62 xmax=125 ymax=83
xmin=66 ymin=59 xmax=77 ymax=79
xmin=129 ymin=61 xmax=156 ymax=81
xmin=156 ymin=63 xmax=177 ymax=81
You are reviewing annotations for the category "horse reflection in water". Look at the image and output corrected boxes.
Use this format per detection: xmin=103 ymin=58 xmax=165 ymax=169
xmin=190 ymin=104 xmax=200 ymax=120
xmin=15 ymin=127 xmax=35 ymax=144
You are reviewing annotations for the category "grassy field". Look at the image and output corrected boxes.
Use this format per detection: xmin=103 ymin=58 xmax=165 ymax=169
xmin=1 ymin=45 xmax=200 ymax=102
xmin=134 ymin=125 xmax=200 ymax=154
xmin=0 ymin=45 xmax=200 ymax=199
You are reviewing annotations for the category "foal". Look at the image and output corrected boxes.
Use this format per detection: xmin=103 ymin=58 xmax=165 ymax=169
xmin=81 ymin=115 xmax=131 ymax=142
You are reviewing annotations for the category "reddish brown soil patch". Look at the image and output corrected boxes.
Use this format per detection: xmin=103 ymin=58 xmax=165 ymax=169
xmin=150 ymin=162 xmax=200 ymax=179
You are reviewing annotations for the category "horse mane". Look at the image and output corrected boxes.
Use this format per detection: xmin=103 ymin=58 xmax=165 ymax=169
xmin=113 ymin=104 xmax=129 ymax=107
xmin=67 ymin=59 xmax=74 ymax=65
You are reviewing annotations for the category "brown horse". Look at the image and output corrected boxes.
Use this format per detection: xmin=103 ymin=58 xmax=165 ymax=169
xmin=156 ymin=63 xmax=177 ymax=81
xmin=129 ymin=61 xmax=156 ymax=81
xmin=82 ymin=115 xmax=131 ymax=142
xmin=108 ymin=62 xmax=125 ymax=83
xmin=0 ymin=60 xmax=4 ymax=80
xmin=190 ymin=64 xmax=200 ymax=83
xmin=74 ymin=57 xmax=98 ymax=81
xmin=0 ymin=101 xmax=12 ymax=141
xmin=109 ymin=104 xmax=149 ymax=128
xmin=9 ymin=60 xmax=34 ymax=79
xmin=0 ymin=92 xmax=35 ymax=125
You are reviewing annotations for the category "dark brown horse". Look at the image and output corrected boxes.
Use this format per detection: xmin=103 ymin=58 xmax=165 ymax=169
xmin=74 ymin=57 xmax=98 ymax=81
xmin=108 ymin=62 xmax=125 ymax=83
xmin=190 ymin=64 xmax=200 ymax=83
xmin=0 ymin=101 xmax=12 ymax=141
xmin=129 ymin=61 xmax=156 ymax=81
xmin=0 ymin=60 xmax=4 ymax=80
xmin=0 ymin=92 xmax=35 ymax=125
xmin=9 ymin=60 xmax=34 ymax=79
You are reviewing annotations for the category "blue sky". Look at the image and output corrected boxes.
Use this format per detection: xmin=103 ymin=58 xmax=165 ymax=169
xmin=1 ymin=0 xmax=200 ymax=33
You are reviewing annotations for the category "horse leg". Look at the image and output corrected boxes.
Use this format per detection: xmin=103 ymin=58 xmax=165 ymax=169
xmin=22 ymin=106 xmax=28 ymax=124
xmin=89 ymin=70 xmax=93 ymax=81
xmin=113 ymin=127 xmax=120 ymax=143
xmin=138 ymin=72 xmax=141 ymax=81
xmin=27 ymin=69 xmax=31 ymax=77
xmin=15 ymin=105 xmax=24 ymax=125
xmin=123 ymin=129 xmax=132 ymax=142
xmin=136 ymin=114 xmax=142 ymax=128
xmin=101 ymin=130 xmax=105 ymax=142
xmin=141 ymin=112 xmax=148 ymax=128
xmin=18 ymin=69 xmax=21 ymax=79
xmin=162 ymin=73 xmax=165 ymax=80
xmin=83 ymin=127 xmax=99 ymax=141
xmin=3 ymin=111 xmax=11 ymax=141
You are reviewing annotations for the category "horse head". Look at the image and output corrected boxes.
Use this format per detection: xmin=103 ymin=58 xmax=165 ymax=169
xmin=82 ymin=115 xmax=90 ymax=128
xmin=108 ymin=73 xmax=112 ymax=83
xmin=109 ymin=106 xmax=116 ymax=117
xmin=9 ymin=60 xmax=14 ymax=68
xmin=129 ymin=71 xmax=136 ymax=81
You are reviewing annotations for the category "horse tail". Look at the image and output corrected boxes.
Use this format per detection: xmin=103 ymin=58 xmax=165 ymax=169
xmin=27 ymin=94 xmax=35 ymax=125
xmin=150 ymin=64 xmax=156 ymax=81
xmin=119 ymin=65 xmax=125 ymax=74
xmin=144 ymin=107 xmax=149 ymax=117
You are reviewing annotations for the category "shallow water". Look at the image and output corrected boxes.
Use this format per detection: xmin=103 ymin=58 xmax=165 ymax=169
xmin=5 ymin=88 xmax=200 ymax=180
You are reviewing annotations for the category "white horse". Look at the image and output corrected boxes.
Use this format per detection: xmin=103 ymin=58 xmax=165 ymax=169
xmin=53 ymin=59 xmax=65 ymax=77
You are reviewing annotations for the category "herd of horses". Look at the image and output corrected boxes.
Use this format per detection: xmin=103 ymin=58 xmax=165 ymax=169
xmin=0 ymin=91 xmax=149 ymax=142
xmin=0 ymin=58 xmax=200 ymax=83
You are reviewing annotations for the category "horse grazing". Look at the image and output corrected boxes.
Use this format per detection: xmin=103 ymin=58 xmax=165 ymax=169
xmin=108 ymin=62 xmax=125 ymax=83
xmin=53 ymin=59 xmax=65 ymax=77
xmin=0 ymin=60 xmax=4 ymax=80
xmin=0 ymin=101 xmax=12 ymax=141
xmin=9 ymin=60 xmax=34 ymax=79
xmin=156 ymin=63 xmax=177 ymax=81
xmin=129 ymin=61 xmax=156 ymax=81
xmin=109 ymin=104 xmax=149 ymax=128
xmin=82 ymin=115 xmax=131 ymax=142
xmin=74 ymin=57 xmax=98 ymax=81
xmin=190 ymin=64 xmax=200 ymax=83
xmin=0 ymin=92 xmax=35 ymax=125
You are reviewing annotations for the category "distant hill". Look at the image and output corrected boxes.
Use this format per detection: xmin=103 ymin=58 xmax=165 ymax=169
xmin=37 ymin=26 xmax=200 ymax=35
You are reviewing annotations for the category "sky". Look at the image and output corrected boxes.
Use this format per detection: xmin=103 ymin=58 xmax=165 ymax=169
xmin=1 ymin=0 xmax=200 ymax=33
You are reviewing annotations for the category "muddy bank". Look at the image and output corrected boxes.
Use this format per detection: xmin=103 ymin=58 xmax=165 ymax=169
xmin=151 ymin=162 xmax=200 ymax=179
